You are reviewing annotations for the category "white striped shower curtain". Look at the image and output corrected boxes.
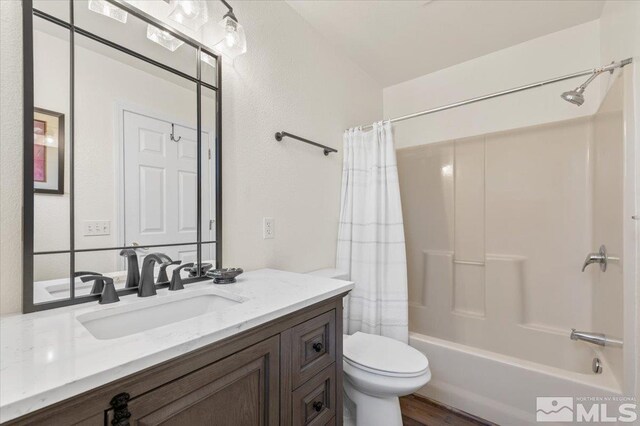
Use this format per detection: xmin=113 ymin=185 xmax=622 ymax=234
xmin=336 ymin=121 xmax=409 ymax=343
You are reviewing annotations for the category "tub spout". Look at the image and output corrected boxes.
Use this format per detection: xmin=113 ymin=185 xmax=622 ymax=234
xmin=570 ymin=329 xmax=623 ymax=347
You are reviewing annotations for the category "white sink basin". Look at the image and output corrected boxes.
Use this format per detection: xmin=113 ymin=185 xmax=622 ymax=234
xmin=76 ymin=291 xmax=244 ymax=340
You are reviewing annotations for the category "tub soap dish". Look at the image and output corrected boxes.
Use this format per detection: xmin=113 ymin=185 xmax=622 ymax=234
xmin=207 ymin=268 xmax=243 ymax=284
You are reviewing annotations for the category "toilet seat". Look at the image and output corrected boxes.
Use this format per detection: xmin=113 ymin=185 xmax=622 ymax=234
xmin=343 ymin=332 xmax=429 ymax=378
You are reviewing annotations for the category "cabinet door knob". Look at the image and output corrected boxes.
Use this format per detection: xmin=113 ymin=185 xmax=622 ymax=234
xmin=312 ymin=342 xmax=323 ymax=352
xmin=313 ymin=401 xmax=323 ymax=412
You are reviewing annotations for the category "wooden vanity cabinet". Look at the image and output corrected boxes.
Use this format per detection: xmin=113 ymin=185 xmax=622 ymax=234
xmin=5 ymin=294 xmax=346 ymax=426
xmin=107 ymin=336 xmax=280 ymax=425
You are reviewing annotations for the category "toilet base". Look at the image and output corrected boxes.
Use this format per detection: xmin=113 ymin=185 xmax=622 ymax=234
xmin=343 ymin=377 xmax=403 ymax=426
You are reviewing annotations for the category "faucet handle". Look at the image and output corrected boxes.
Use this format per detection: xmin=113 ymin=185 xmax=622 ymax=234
xmin=169 ymin=263 xmax=194 ymax=291
xmin=74 ymin=271 xmax=102 ymax=278
xmin=157 ymin=260 xmax=181 ymax=284
xmin=81 ymin=275 xmax=119 ymax=304
xmin=76 ymin=271 xmax=105 ymax=294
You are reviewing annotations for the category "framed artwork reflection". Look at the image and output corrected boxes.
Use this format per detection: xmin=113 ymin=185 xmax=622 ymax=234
xmin=33 ymin=107 xmax=64 ymax=194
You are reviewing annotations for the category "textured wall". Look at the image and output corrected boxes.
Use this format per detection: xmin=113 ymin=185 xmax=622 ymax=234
xmin=0 ymin=0 xmax=23 ymax=314
xmin=0 ymin=1 xmax=382 ymax=314
xmin=218 ymin=1 xmax=382 ymax=272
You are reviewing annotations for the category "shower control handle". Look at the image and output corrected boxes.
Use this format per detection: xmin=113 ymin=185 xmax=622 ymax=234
xmin=582 ymin=245 xmax=608 ymax=272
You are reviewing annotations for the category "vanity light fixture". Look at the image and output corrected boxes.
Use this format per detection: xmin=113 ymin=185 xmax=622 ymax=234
xmin=87 ymin=0 xmax=128 ymax=23
xmin=212 ymin=0 xmax=247 ymax=60
xmin=167 ymin=0 xmax=209 ymax=32
xmin=146 ymin=24 xmax=185 ymax=52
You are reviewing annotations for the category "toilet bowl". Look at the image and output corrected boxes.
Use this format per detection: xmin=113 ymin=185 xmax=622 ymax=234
xmin=308 ymin=269 xmax=431 ymax=426
xmin=343 ymin=332 xmax=431 ymax=426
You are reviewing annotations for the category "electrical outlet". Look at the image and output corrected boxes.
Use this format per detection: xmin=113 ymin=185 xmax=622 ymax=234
xmin=83 ymin=220 xmax=111 ymax=236
xmin=263 ymin=217 xmax=274 ymax=239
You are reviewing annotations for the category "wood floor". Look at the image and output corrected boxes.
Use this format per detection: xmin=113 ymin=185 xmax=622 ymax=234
xmin=400 ymin=394 xmax=496 ymax=426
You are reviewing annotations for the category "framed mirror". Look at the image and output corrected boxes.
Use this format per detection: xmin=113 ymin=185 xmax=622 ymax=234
xmin=23 ymin=0 xmax=222 ymax=312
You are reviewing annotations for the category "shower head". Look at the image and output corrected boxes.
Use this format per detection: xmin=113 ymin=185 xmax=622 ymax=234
xmin=561 ymin=88 xmax=585 ymax=106
xmin=560 ymin=60 xmax=631 ymax=106
xmin=561 ymin=73 xmax=599 ymax=106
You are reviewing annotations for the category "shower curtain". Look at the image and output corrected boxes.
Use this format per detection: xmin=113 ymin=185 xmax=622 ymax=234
xmin=337 ymin=121 xmax=409 ymax=343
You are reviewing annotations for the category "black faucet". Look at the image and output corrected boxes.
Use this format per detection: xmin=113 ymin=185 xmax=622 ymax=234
xmin=169 ymin=263 xmax=194 ymax=291
xmin=138 ymin=253 xmax=172 ymax=297
xmin=81 ymin=275 xmax=119 ymax=304
xmin=157 ymin=260 xmax=182 ymax=284
xmin=119 ymin=249 xmax=140 ymax=288
xmin=74 ymin=271 xmax=104 ymax=294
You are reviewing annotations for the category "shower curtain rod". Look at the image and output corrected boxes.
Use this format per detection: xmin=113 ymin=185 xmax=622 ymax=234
xmin=352 ymin=58 xmax=633 ymax=132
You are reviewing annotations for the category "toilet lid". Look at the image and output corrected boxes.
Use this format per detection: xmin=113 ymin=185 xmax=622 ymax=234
xmin=343 ymin=332 xmax=429 ymax=377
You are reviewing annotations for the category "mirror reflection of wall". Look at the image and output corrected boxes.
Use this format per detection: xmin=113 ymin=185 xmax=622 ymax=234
xmin=33 ymin=17 xmax=71 ymax=274
xmin=31 ymin=2 xmax=218 ymax=305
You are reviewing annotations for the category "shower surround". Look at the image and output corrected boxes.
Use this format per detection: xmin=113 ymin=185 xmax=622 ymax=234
xmin=397 ymin=76 xmax=628 ymax=424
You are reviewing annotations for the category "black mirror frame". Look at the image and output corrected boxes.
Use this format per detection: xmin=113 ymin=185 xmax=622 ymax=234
xmin=22 ymin=0 xmax=223 ymax=313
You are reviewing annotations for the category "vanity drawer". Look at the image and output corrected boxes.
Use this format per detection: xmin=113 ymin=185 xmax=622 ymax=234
xmin=292 ymin=365 xmax=336 ymax=426
xmin=291 ymin=310 xmax=336 ymax=388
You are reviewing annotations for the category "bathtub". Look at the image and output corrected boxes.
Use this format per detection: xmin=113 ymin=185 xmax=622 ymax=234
xmin=409 ymin=332 xmax=623 ymax=425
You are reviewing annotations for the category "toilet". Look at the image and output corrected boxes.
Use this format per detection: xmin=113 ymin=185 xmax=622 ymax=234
xmin=308 ymin=269 xmax=432 ymax=426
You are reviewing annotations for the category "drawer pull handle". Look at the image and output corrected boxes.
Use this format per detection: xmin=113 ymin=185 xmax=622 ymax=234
xmin=312 ymin=342 xmax=323 ymax=352
xmin=313 ymin=401 xmax=324 ymax=412
xmin=110 ymin=392 xmax=131 ymax=426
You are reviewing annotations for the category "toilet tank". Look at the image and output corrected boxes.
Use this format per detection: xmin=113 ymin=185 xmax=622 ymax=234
xmin=307 ymin=268 xmax=349 ymax=281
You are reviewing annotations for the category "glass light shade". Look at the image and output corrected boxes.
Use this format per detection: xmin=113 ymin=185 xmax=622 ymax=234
xmin=167 ymin=0 xmax=209 ymax=31
xmin=201 ymin=51 xmax=216 ymax=68
xmin=146 ymin=25 xmax=184 ymax=52
xmin=87 ymin=0 xmax=128 ymax=23
xmin=212 ymin=16 xmax=247 ymax=60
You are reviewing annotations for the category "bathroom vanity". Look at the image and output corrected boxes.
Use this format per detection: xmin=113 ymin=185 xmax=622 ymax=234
xmin=0 ymin=270 xmax=353 ymax=425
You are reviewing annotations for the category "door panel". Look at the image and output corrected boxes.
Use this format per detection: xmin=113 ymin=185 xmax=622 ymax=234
xmin=114 ymin=336 xmax=280 ymax=426
xmin=178 ymin=171 xmax=197 ymax=232
xmin=123 ymin=111 xmax=212 ymax=261
xmin=139 ymin=165 xmax=165 ymax=233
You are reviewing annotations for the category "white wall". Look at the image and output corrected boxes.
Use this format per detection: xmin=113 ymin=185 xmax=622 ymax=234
xmin=218 ymin=1 xmax=382 ymax=273
xmin=383 ymin=20 xmax=602 ymax=148
xmin=399 ymin=117 xmax=601 ymax=372
xmin=0 ymin=0 xmax=382 ymax=314
xmin=0 ymin=0 xmax=23 ymax=314
xmin=598 ymin=0 xmax=640 ymax=399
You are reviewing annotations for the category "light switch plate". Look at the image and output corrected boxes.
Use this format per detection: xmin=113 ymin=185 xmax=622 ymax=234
xmin=263 ymin=217 xmax=274 ymax=239
xmin=83 ymin=220 xmax=111 ymax=236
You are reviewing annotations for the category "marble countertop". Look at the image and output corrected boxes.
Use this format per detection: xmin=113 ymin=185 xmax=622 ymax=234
xmin=0 ymin=269 xmax=353 ymax=423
